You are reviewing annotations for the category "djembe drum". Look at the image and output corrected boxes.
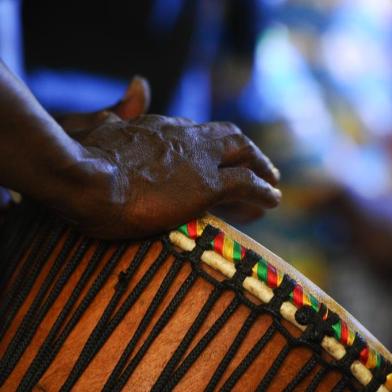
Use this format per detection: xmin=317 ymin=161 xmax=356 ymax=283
xmin=0 ymin=201 xmax=391 ymax=391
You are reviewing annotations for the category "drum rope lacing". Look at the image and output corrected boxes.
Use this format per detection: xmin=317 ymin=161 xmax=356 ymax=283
xmin=0 ymin=207 xmax=391 ymax=391
xmin=0 ymin=209 xmax=53 ymax=342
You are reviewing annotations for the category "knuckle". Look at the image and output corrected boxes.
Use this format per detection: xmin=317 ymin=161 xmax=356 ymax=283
xmin=236 ymin=168 xmax=256 ymax=195
xmin=148 ymin=114 xmax=169 ymax=122
xmin=231 ymin=133 xmax=251 ymax=147
xmin=134 ymin=114 xmax=169 ymax=126
xmin=222 ymin=121 xmax=242 ymax=135
xmin=203 ymin=121 xmax=242 ymax=136
xmin=206 ymin=171 xmax=225 ymax=201
xmin=173 ymin=116 xmax=195 ymax=125
xmin=221 ymin=133 xmax=247 ymax=151
xmin=241 ymin=142 xmax=257 ymax=157
xmin=241 ymin=167 xmax=255 ymax=181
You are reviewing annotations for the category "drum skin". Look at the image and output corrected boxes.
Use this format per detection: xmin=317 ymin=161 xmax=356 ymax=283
xmin=0 ymin=208 xmax=380 ymax=391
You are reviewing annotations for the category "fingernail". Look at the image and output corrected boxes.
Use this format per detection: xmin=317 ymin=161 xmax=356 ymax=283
xmin=131 ymin=75 xmax=144 ymax=85
xmin=124 ymin=76 xmax=144 ymax=99
xmin=272 ymin=167 xmax=281 ymax=182
xmin=272 ymin=187 xmax=282 ymax=199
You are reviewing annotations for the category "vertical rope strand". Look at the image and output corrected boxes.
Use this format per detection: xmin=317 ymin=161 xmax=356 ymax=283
xmin=305 ymin=367 xmax=329 ymax=392
xmin=102 ymin=248 xmax=181 ymax=392
xmin=283 ymin=355 xmax=318 ymax=392
xmin=220 ymin=324 xmax=277 ymax=392
xmin=151 ymin=286 xmax=223 ymax=392
xmin=255 ymin=344 xmax=291 ymax=391
xmin=0 ymin=221 xmax=65 ymax=386
xmin=0 ymin=217 xmax=56 ymax=337
xmin=331 ymin=376 xmax=350 ymax=392
xmin=111 ymin=272 xmax=198 ymax=392
xmin=0 ymin=204 xmax=41 ymax=291
xmin=205 ymin=311 xmax=257 ymax=392
xmin=17 ymin=242 xmax=110 ymax=392
xmin=58 ymin=242 xmax=147 ymax=392
xmin=0 ymin=232 xmax=82 ymax=384
xmin=161 ymin=297 xmax=240 ymax=392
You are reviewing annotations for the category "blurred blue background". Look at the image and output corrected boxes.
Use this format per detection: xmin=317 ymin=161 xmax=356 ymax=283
xmin=1 ymin=0 xmax=391 ymax=348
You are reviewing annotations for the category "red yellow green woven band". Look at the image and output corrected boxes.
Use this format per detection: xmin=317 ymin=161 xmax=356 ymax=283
xmin=178 ymin=220 xmax=389 ymax=379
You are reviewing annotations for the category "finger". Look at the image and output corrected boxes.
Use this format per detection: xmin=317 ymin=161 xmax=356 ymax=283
xmin=113 ymin=75 xmax=151 ymax=120
xmin=198 ymin=121 xmax=242 ymax=139
xmin=218 ymin=167 xmax=281 ymax=208
xmin=204 ymin=133 xmax=280 ymax=185
xmin=56 ymin=110 xmax=113 ymax=133
xmin=167 ymin=116 xmax=197 ymax=127
xmin=102 ymin=112 xmax=122 ymax=123
xmin=58 ymin=76 xmax=150 ymax=133
xmin=60 ymin=112 xmax=122 ymax=141
xmin=219 ymin=135 xmax=280 ymax=186
xmin=131 ymin=114 xmax=196 ymax=130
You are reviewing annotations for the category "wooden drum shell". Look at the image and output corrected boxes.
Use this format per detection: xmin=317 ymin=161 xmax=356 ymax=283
xmin=0 ymin=205 xmax=391 ymax=391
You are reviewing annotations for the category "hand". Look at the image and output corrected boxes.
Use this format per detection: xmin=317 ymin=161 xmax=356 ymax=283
xmin=0 ymin=61 xmax=280 ymax=239
xmin=57 ymin=114 xmax=281 ymax=239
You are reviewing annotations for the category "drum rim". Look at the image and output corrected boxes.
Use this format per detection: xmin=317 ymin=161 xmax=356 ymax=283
xmin=169 ymin=213 xmax=392 ymax=391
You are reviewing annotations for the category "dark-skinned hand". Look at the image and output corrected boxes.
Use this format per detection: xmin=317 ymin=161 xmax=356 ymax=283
xmin=52 ymin=78 xmax=281 ymax=238
xmin=0 ymin=62 xmax=280 ymax=239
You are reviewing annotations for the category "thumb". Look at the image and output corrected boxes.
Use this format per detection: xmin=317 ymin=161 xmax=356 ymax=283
xmin=113 ymin=76 xmax=151 ymax=120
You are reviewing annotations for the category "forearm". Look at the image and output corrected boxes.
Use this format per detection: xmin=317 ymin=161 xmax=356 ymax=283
xmin=0 ymin=60 xmax=88 ymax=204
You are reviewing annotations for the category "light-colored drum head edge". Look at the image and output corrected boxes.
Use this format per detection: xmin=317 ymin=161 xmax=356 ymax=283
xmin=201 ymin=213 xmax=392 ymax=364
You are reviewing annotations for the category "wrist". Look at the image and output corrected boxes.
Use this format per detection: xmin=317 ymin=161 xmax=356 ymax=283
xmin=42 ymin=144 xmax=126 ymax=232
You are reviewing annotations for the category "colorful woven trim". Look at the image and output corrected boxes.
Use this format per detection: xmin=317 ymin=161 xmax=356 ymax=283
xmin=178 ymin=220 xmax=392 ymax=389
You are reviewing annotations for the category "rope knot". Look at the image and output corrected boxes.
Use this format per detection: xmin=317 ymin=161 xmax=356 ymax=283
xmin=295 ymin=303 xmax=339 ymax=343
xmin=267 ymin=275 xmax=296 ymax=314
xmin=335 ymin=334 xmax=366 ymax=373
xmin=225 ymin=250 xmax=259 ymax=290
xmin=364 ymin=360 xmax=392 ymax=392
xmin=189 ymin=225 xmax=219 ymax=261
